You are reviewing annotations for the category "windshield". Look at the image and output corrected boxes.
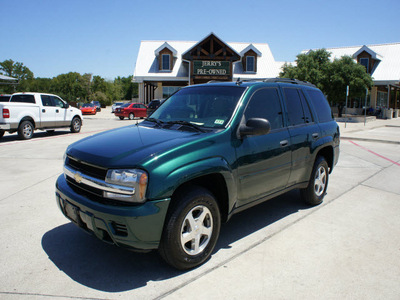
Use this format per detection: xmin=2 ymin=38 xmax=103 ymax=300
xmin=82 ymin=103 xmax=94 ymax=107
xmin=148 ymin=86 xmax=245 ymax=129
xmin=121 ymin=103 xmax=131 ymax=108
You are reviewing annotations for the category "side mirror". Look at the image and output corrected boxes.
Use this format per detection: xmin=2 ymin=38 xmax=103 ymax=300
xmin=65 ymin=103 xmax=70 ymax=109
xmin=239 ymin=118 xmax=271 ymax=138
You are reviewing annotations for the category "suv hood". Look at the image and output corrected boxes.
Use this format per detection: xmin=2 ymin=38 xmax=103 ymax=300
xmin=67 ymin=124 xmax=204 ymax=168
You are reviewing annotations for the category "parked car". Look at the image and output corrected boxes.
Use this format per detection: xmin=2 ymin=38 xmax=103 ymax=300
xmin=114 ymin=103 xmax=147 ymax=120
xmin=80 ymin=103 xmax=97 ymax=115
xmin=147 ymin=99 xmax=165 ymax=115
xmin=0 ymin=94 xmax=11 ymax=102
xmin=111 ymin=102 xmax=124 ymax=113
xmin=56 ymin=79 xmax=339 ymax=269
xmin=91 ymin=101 xmax=101 ymax=112
xmin=0 ymin=92 xmax=82 ymax=139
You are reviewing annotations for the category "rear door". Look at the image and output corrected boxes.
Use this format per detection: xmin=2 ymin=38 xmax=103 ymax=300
xmin=40 ymin=95 xmax=56 ymax=127
xmin=281 ymin=87 xmax=321 ymax=185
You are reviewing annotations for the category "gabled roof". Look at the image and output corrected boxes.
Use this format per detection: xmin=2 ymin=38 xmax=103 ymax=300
xmin=302 ymin=42 xmax=400 ymax=83
xmin=240 ymin=44 xmax=262 ymax=57
xmin=154 ymin=42 xmax=177 ymax=56
xmin=352 ymin=45 xmax=383 ymax=60
xmin=181 ymin=32 xmax=240 ymax=61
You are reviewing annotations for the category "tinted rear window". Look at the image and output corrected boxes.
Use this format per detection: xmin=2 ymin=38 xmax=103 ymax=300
xmin=305 ymin=89 xmax=333 ymax=123
xmin=10 ymin=94 xmax=36 ymax=104
xmin=0 ymin=95 xmax=11 ymax=102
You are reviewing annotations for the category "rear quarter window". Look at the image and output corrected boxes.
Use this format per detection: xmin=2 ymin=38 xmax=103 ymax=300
xmin=10 ymin=94 xmax=36 ymax=104
xmin=305 ymin=89 xmax=333 ymax=123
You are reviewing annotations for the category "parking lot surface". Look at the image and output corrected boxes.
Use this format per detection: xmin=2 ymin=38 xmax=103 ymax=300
xmin=1 ymin=109 xmax=399 ymax=299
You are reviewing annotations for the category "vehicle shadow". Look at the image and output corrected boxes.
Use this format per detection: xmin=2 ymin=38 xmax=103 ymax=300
xmin=41 ymin=190 xmax=309 ymax=292
xmin=0 ymin=130 xmax=71 ymax=143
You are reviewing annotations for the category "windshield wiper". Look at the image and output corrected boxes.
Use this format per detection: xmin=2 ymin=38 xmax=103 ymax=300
xmin=145 ymin=117 xmax=165 ymax=127
xmin=167 ymin=120 xmax=206 ymax=133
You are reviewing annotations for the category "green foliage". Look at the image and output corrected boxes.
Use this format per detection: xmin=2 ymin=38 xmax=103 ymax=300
xmin=89 ymin=91 xmax=108 ymax=105
xmin=1 ymin=59 xmax=138 ymax=104
xmin=0 ymin=59 xmax=34 ymax=93
xmin=280 ymin=49 xmax=373 ymax=104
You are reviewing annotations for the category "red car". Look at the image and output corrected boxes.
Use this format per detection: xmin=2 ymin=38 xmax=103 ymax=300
xmin=80 ymin=103 xmax=97 ymax=115
xmin=115 ymin=103 xmax=147 ymax=120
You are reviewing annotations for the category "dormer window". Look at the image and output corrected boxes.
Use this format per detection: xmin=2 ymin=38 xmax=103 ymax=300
xmin=246 ymin=56 xmax=255 ymax=72
xmin=162 ymin=54 xmax=170 ymax=71
xmin=360 ymin=58 xmax=369 ymax=72
xmin=155 ymin=42 xmax=177 ymax=72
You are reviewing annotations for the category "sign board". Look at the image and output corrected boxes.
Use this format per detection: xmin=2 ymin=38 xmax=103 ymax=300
xmin=193 ymin=61 xmax=230 ymax=76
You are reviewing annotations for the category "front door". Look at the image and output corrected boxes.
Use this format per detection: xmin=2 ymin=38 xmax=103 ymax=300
xmin=236 ymin=88 xmax=292 ymax=206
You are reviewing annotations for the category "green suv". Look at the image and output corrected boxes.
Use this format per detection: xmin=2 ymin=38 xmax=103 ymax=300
xmin=56 ymin=79 xmax=340 ymax=269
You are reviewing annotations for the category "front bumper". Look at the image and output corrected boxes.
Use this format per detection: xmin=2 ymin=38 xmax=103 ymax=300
xmin=55 ymin=174 xmax=170 ymax=250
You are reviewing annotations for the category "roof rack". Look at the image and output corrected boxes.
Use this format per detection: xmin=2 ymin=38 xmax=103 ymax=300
xmin=262 ymin=78 xmax=316 ymax=87
xmin=207 ymin=78 xmax=316 ymax=88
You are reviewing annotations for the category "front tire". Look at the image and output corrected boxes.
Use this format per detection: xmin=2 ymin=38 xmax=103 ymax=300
xmin=119 ymin=116 xmax=124 ymax=120
xmin=18 ymin=120 xmax=34 ymax=140
xmin=70 ymin=117 xmax=82 ymax=133
xmin=159 ymin=186 xmax=221 ymax=270
xmin=0 ymin=129 xmax=4 ymax=138
xmin=301 ymin=156 xmax=329 ymax=205
xmin=129 ymin=113 xmax=135 ymax=120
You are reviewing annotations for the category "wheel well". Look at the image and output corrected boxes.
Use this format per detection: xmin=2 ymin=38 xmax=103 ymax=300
xmin=19 ymin=117 xmax=35 ymax=129
xmin=172 ymin=173 xmax=229 ymax=222
xmin=316 ymin=146 xmax=334 ymax=172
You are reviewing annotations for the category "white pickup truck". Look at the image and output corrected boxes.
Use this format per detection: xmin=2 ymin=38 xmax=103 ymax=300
xmin=0 ymin=92 xmax=83 ymax=140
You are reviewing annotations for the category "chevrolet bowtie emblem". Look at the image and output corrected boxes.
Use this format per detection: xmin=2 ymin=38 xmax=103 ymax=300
xmin=74 ymin=172 xmax=83 ymax=184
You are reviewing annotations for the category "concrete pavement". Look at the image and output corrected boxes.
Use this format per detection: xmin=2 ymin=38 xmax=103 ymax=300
xmin=0 ymin=111 xmax=399 ymax=299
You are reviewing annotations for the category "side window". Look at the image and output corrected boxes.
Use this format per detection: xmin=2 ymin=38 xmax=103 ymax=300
xmin=52 ymin=96 xmax=65 ymax=108
xmin=305 ymin=89 xmax=333 ymax=123
xmin=10 ymin=94 xmax=36 ymax=104
xmin=139 ymin=104 xmax=146 ymax=109
xmin=283 ymin=88 xmax=307 ymax=126
xmin=298 ymin=90 xmax=314 ymax=123
xmin=41 ymin=95 xmax=52 ymax=106
xmin=244 ymin=88 xmax=283 ymax=130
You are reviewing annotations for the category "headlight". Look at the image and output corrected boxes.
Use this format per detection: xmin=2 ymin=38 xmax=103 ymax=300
xmin=104 ymin=169 xmax=148 ymax=203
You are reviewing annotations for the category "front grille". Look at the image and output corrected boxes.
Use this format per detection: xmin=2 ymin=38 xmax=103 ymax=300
xmin=66 ymin=156 xmax=107 ymax=180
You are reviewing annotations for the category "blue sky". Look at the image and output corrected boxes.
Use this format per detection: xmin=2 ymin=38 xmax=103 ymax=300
xmin=1 ymin=0 xmax=399 ymax=80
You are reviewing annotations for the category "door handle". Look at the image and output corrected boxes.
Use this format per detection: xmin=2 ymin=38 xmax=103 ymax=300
xmin=280 ymin=140 xmax=289 ymax=147
xmin=312 ymin=133 xmax=319 ymax=139
xmin=42 ymin=109 xmax=46 ymax=113
xmin=56 ymin=109 xmax=59 ymax=113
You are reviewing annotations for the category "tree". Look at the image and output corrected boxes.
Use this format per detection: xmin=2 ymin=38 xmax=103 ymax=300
xmin=280 ymin=49 xmax=373 ymax=105
xmin=0 ymin=59 xmax=34 ymax=81
xmin=326 ymin=56 xmax=373 ymax=104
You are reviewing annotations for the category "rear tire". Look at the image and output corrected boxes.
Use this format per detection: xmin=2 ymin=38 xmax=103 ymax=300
xmin=159 ymin=186 xmax=221 ymax=270
xmin=119 ymin=116 xmax=124 ymax=120
xmin=70 ymin=117 xmax=81 ymax=133
xmin=300 ymin=156 xmax=329 ymax=205
xmin=0 ymin=129 xmax=4 ymax=138
xmin=129 ymin=113 xmax=135 ymax=120
xmin=18 ymin=120 xmax=34 ymax=140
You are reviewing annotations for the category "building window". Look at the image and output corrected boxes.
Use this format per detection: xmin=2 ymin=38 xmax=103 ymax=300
xmin=163 ymin=86 xmax=180 ymax=98
xmin=360 ymin=58 xmax=369 ymax=72
xmin=162 ymin=54 xmax=170 ymax=70
xmin=246 ymin=56 xmax=255 ymax=72
xmin=377 ymin=91 xmax=388 ymax=108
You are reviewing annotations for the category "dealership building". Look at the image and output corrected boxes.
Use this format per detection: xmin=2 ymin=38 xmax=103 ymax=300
xmin=133 ymin=33 xmax=284 ymax=104
xmin=133 ymin=33 xmax=399 ymax=112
